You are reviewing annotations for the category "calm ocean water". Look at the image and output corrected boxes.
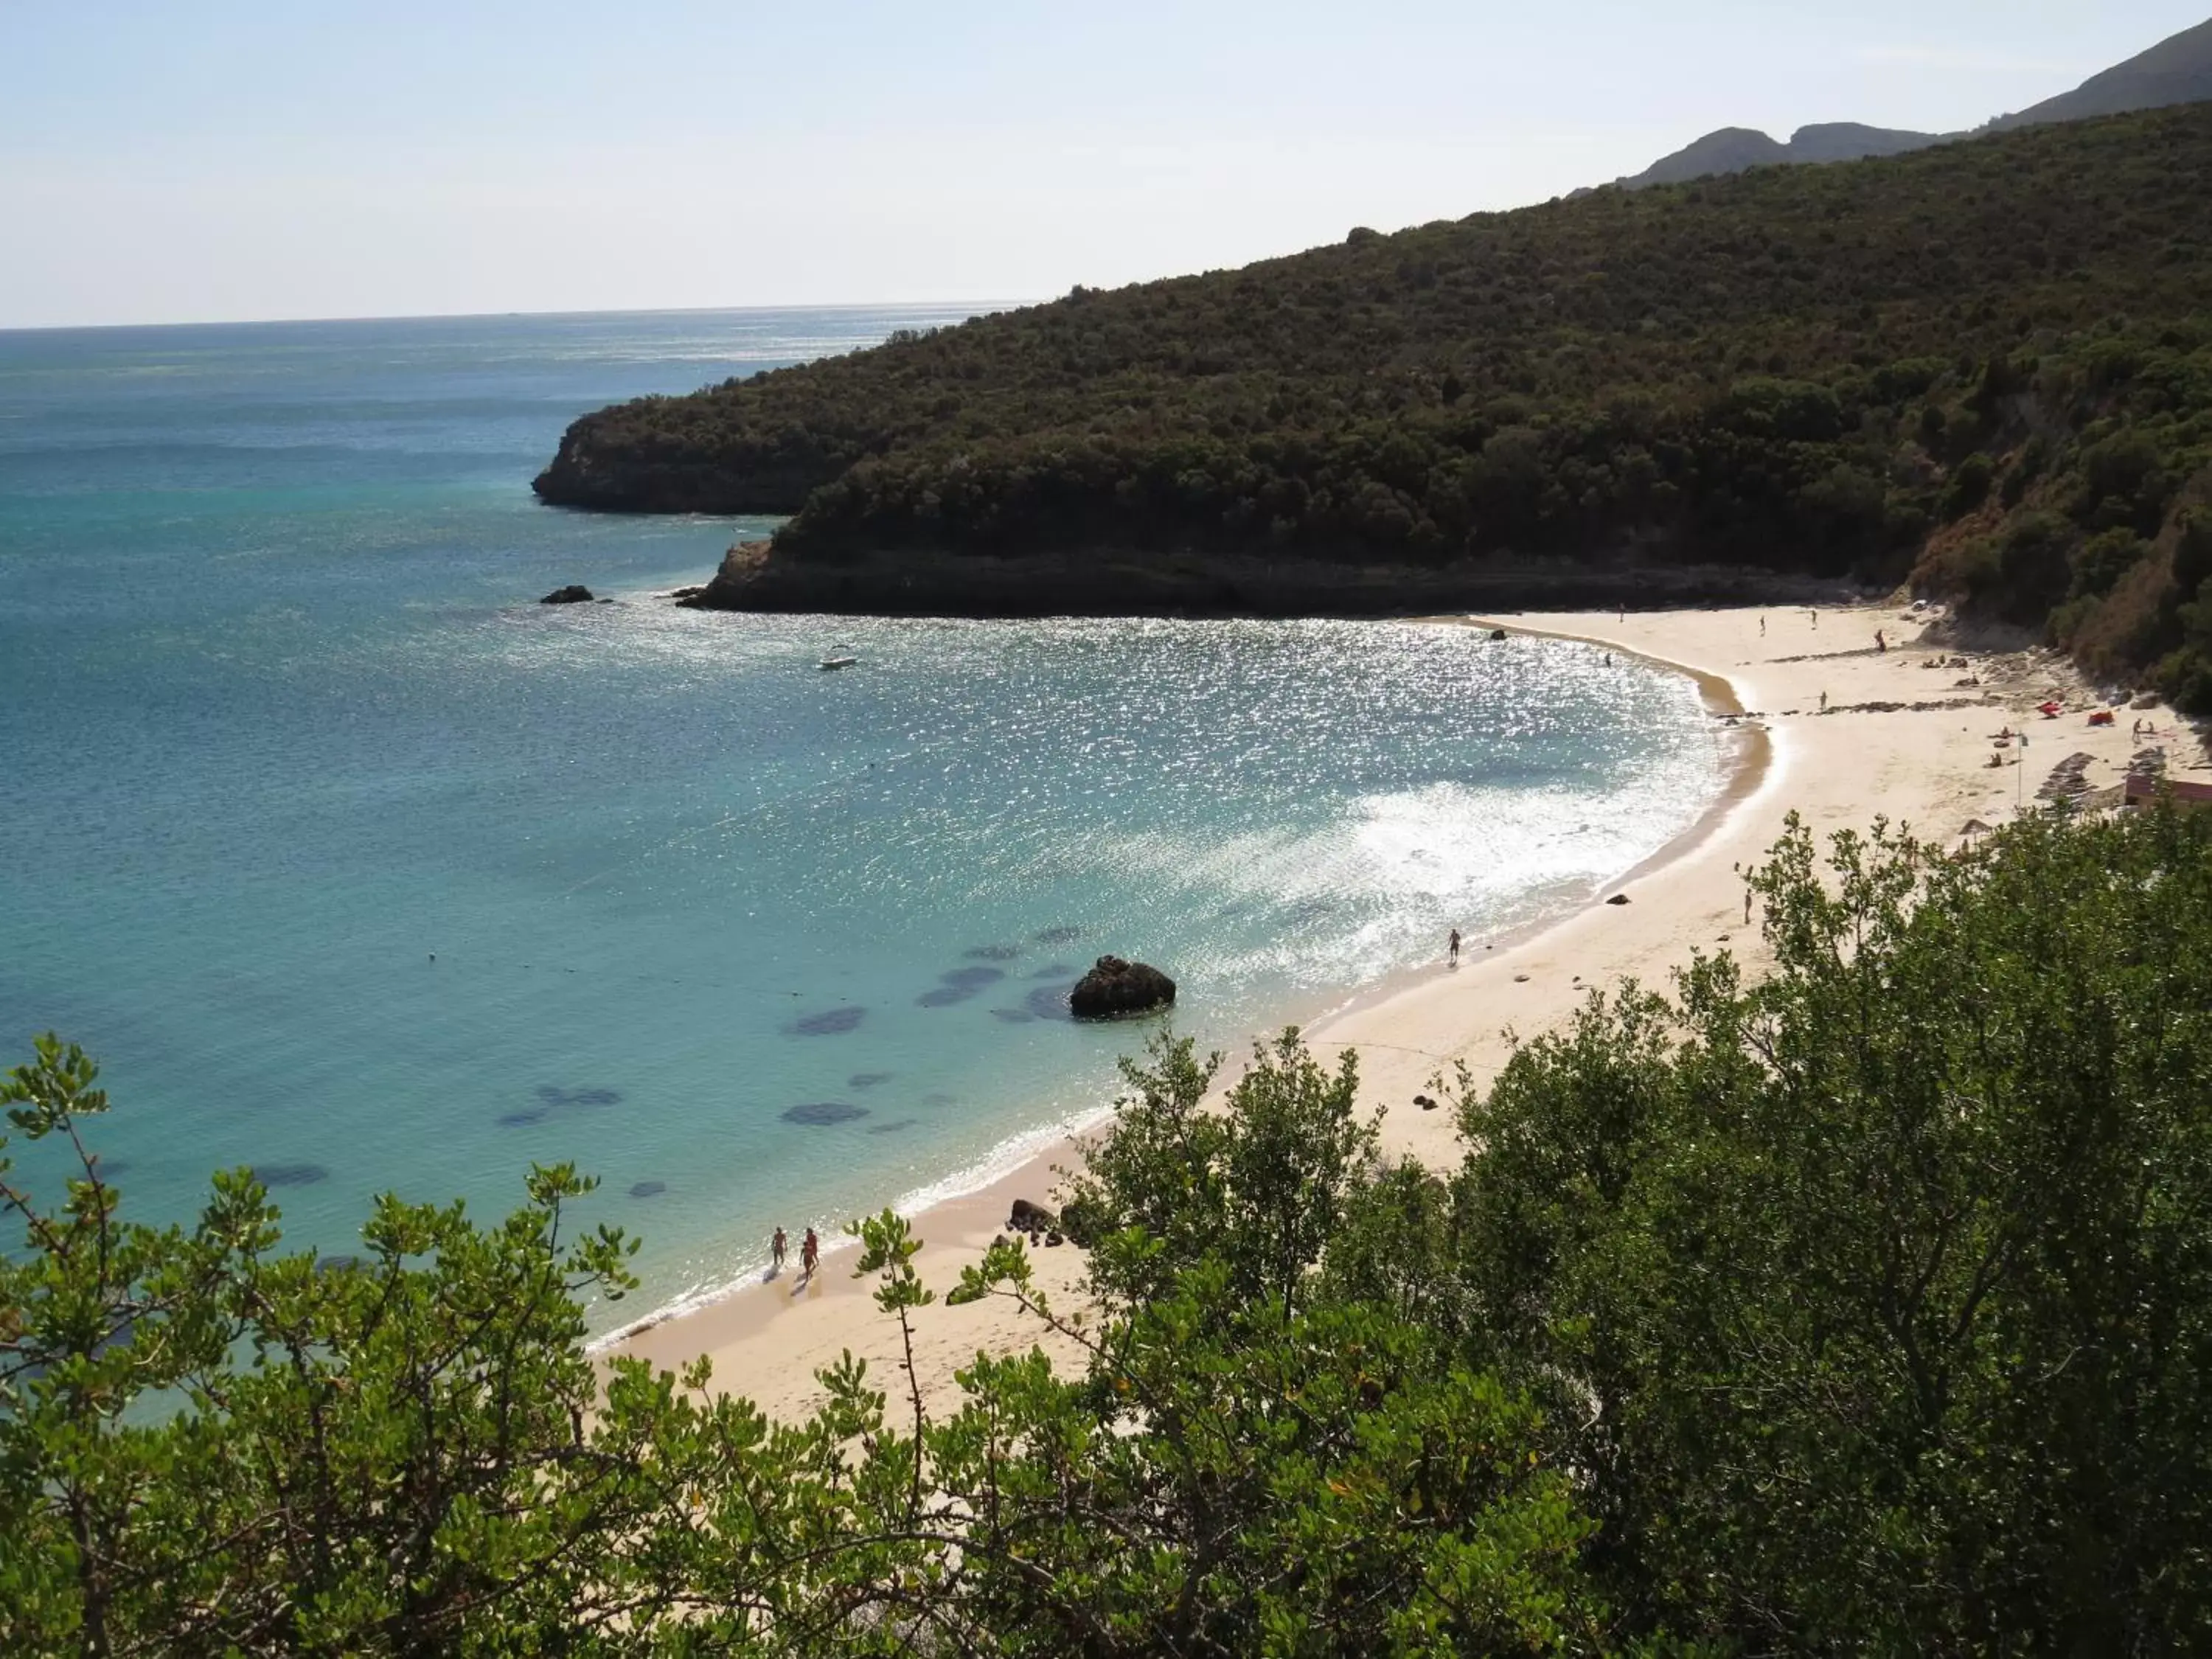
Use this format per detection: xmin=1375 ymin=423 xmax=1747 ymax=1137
xmin=0 ymin=307 xmax=1727 ymax=1328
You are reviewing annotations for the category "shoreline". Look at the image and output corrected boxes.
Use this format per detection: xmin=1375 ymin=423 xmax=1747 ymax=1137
xmin=614 ymin=602 xmax=2188 ymax=1422
xmin=607 ymin=610 xmax=1765 ymax=1398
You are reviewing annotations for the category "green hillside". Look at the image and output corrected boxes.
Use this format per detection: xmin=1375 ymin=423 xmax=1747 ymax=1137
xmin=538 ymin=105 xmax=2212 ymax=700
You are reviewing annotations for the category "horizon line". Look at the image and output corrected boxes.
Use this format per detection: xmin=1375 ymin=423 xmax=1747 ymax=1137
xmin=0 ymin=296 xmax=1043 ymax=339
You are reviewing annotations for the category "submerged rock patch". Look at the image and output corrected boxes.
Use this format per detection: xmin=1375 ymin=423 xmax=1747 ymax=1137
xmin=990 ymin=1008 xmax=1037 ymax=1024
xmin=787 ymin=1006 xmax=866 ymax=1037
xmin=1023 ymin=985 xmax=1076 ymax=1021
xmin=253 ymin=1164 xmax=329 ymax=1188
xmin=629 ymin=1180 xmax=667 ymax=1199
xmin=847 ymin=1071 xmax=894 ymax=1089
xmin=1034 ymin=925 xmax=1082 ymax=945
xmin=536 ymin=1085 xmax=623 ymax=1108
xmin=963 ymin=943 xmax=1023 ymax=961
xmin=941 ymin=965 xmax=1006 ymax=990
xmin=782 ymin=1101 xmax=869 ymax=1126
xmin=917 ymin=986 xmax=976 ymax=1007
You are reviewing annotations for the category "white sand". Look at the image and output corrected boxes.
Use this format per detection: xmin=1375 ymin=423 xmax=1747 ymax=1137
xmin=614 ymin=603 xmax=2195 ymax=1420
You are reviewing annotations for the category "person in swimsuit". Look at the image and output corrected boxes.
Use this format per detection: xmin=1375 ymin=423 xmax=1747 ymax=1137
xmin=1448 ymin=928 xmax=1461 ymax=965
xmin=800 ymin=1228 xmax=820 ymax=1279
xmin=771 ymin=1227 xmax=787 ymax=1272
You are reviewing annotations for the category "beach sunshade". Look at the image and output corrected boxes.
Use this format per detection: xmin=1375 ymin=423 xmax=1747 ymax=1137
xmin=1961 ymin=818 xmax=1995 ymax=835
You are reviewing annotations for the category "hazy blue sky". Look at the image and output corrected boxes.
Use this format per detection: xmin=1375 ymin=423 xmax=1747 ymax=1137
xmin=3 ymin=1 xmax=2205 ymax=327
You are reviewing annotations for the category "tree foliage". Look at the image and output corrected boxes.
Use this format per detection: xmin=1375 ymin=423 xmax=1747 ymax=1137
xmin=1456 ymin=808 xmax=2212 ymax=1649
xmin=11 ymin=803 xmax=2212 ymax=1650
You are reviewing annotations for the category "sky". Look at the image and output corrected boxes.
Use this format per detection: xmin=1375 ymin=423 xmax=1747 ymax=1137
xmin=1 ymin=1 xmax=2206 ymax=329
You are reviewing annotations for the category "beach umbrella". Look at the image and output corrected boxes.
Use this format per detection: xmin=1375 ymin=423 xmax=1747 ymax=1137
xmin=1960 ymin=818 xmax=1995 ymax=838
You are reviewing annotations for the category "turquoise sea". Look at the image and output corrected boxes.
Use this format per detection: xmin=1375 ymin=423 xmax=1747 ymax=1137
xmin=0 ymin=307 xmax=1728 ymax=1330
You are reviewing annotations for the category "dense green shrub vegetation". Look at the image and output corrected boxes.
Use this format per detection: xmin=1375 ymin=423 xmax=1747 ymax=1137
xmin=539 ymin=105 xmax=2212 ymax=699
xmin=10 ymin=803 xmax=2212 ymax=1652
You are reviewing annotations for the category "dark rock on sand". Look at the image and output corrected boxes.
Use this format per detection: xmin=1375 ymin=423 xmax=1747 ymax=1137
xmin=1009 ymin=1198 xmax=1057 ymax=1233
xmin=1069 ymin=956 xmax=1177 ymax=1019
xmin=787 ymin=1006 xmax=866 ymax=1036
xmin=1607 ymin=893 xmax=1632 ymax=905
xmin=782 ymin=1101 xmax=869 ymax=1126
xmin=540 ymin=584 xmax=595 ymax=605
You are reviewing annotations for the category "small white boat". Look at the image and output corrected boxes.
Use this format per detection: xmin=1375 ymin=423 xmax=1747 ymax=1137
xmin=819 ymin=655 xmax=858 ymax=672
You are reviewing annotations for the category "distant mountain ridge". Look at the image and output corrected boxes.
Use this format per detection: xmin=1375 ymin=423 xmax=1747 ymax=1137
xmin=1607 ymin=15 xmax=2212 ymax=189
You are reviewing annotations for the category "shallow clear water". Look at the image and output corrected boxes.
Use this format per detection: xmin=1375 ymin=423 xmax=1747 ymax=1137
xmin=1 ymin=307 xmax=1727 ymax=1327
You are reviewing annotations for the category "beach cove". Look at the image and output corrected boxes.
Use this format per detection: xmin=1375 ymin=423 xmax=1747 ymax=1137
xmin=618 ymin=600 xmax=2199 ymax=1419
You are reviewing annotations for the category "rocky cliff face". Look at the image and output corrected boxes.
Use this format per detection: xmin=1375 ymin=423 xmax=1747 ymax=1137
xmin=681 ymin=540 xmax=1851 ymax=619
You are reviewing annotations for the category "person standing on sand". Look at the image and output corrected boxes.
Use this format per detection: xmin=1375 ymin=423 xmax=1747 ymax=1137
xmin=800 ymin=1228 xmax=820 ymax=1279
xmin=771 ymin=1227 xmax=787 ymax=1273
xmin=1448 ymin=928 xmax=1461 ymax=966
xmin=1876 ymin=629 xmax=1886 ymax=653
xmin=1745 ymin=891 xmax=1753 ymax=926
xmin=1760 ymin=616 xmax=1766 ymax=636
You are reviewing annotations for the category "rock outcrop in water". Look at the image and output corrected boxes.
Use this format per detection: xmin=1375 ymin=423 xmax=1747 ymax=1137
xmin=1069 ymin=956 xmax=1176 ymax=1019
xmin=540 ymin=584 xmax=595 ymax=605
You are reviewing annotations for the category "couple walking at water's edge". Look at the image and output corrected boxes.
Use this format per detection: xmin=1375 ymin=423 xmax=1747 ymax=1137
xmin=769 ymin=1225 xmax=820 ymax=1289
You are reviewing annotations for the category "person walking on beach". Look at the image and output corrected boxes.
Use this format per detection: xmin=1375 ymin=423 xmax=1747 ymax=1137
xmin=1819 ymin=690 xmax=1828 ymax=712
xmin=1759 ymin=616 xmax=1766 ymax=636
xmin=800 ymin=1227 xmax=820 ymax=1279
xmin=1448 ymin=928 xmax=1461 ymax=966
xmin=771 ymin=1227 xmax=787 ymax=1273
xmin=1875 ymin=628 xmax=1886 ymax=654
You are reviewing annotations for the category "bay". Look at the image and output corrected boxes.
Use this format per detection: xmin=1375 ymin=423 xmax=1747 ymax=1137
xmin=0 ymin=307 xmax=1726 ymax=1326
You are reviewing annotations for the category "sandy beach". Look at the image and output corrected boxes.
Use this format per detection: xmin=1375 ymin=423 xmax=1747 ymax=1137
xmin=615 ymin=601 xmax=2199 ymax=1420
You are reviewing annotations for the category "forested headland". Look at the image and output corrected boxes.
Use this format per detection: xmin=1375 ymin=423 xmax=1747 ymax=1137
xmin=538 ymin=105 xmax=2212 ymax=703
xmin=10 ymin=804 xmax=2212 ymax=1652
